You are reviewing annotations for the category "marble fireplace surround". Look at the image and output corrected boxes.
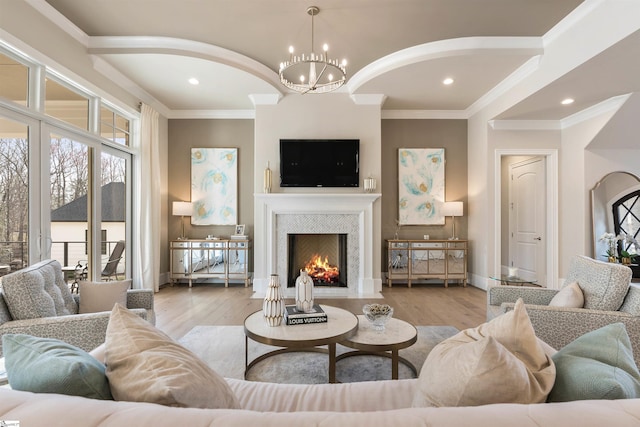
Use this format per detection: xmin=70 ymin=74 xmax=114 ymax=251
xmin=253 ymin=193 xmax=382 ymax=298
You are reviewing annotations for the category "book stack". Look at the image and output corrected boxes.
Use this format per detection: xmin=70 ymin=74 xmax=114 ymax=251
xmin=284 ymin=304 xmax=328 ymax=325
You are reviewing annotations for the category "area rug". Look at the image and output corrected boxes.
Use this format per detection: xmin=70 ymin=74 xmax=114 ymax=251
xmin=179 ymin=324 xmax=459 ymax=384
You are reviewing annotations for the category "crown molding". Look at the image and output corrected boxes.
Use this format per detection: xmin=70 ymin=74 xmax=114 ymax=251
xmin=561 ymin=93 xmax=631 ymax=129
xmin=249 ymin=94 xmax=282 ymax=106
xmin=350 ymin=94 xmax=387 ymax=106
xmin=88 ymin=36 xmax=283 ymax=93
xmin=488 ymin=93 xmax=630 ymax=130
xmin=382 ymin=110 xmax=468 ymax=120
xmin=91 ymin=56 xmax=170 ymax=117
xmin=167 ymin=110 xmax=255 ymax=119
xmin=347 ymin=36 xmax=543 ymax=94
xmin=488 ymin=120 xmax=561 ymax=130
xmin=466 ymin=55 xmax=542 ymax=118
xmin=25 ymin=0 xmax=90 ymax=46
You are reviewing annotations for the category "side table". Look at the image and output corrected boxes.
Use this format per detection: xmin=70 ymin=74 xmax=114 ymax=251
xmin=339 ymin=316 xmax=418 ymax=379
xmin=490 ymin=274 xmax=539 ymax=287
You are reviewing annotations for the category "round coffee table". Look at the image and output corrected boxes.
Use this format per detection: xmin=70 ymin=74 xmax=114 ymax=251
xmin=244 ymin=305 xmax=358 ymax=383
xmin=338 ymin=315 xmax=418 ymax=379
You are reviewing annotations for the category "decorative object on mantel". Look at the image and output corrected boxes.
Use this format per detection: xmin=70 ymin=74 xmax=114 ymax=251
xmin=295 ymin=269 xmax=314 ymax=313
xmin=263 ymin=274 xmax=284 ymax=326
xmin=442 ymin=201 xmax=464 ymax=239
xmin=172 ymin=201 xmax=192 ymax=240
xmin=362 ymin=303 xmax=394 ymax=331
xmin=263 ymin=161 xmax=272 ymax=193
xmin=364 ymin=176 xmax=377 ymax=193
xmin=398 ymin=148 xmax=445 ymax=225
xmin=279 ymin=6 xmax=347 ymax=94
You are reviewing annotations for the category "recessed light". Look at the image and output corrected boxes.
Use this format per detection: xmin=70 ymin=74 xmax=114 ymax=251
xmin=443 ymin=77 xmax=454 ymax=85
xmin=188 ymin=78 xmax=199 ymax=85
xmin=561 ymin=98 xmax=574 ymax=105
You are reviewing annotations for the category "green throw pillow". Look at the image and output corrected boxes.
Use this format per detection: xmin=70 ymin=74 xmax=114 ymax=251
xmin=548 ymin=323 xmax=640 ymax=402
xmin=2 ymin=334 xmax=113 ymax=400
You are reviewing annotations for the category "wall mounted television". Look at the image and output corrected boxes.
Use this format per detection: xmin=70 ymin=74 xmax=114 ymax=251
xmin=280 ymin=139 xmax=359 ymax=188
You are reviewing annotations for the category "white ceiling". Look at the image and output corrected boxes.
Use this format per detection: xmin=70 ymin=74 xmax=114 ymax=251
xmin=36 ymin=0 xmax=640 ymax=121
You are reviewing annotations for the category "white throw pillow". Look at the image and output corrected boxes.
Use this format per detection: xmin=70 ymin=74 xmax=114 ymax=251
xmin=79 ymin=279 xmax=131 ymax=314
xmin=412 ymin=298 xmax=556 ymax=407
xmin=105 ymin=304 xmax=240 ymax=409
xmin=549 ymin=281 xmax=584 ymax=308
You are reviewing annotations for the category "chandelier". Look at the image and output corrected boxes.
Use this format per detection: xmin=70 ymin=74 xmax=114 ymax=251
xmin=279 ymin=6 xmax=347 ymax=94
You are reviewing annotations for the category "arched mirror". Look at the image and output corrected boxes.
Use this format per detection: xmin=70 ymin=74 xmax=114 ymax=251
xmin=591 ymin=172 xmax=640 ymax=268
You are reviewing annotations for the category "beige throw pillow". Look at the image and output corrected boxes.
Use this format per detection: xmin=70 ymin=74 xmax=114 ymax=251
xmin=105 ymin=304 xmax=240 ymax=409
xmin=79 ymin=280 xmax=131 ymax=314
xmin=549 ymin=281 xmax=584 ymax=308
xmin=413 ymin=298 xmax=555 ymax=407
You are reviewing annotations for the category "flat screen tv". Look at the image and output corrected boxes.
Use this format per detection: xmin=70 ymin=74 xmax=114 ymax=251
xmin=280 ymin=139 xmax=359 ymax=188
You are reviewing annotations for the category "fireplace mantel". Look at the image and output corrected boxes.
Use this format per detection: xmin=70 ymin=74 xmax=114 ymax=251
xmin=253 ymin=193 xmax=382 ymax=298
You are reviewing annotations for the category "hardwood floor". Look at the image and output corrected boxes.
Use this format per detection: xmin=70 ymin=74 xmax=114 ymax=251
xmin=154 ymin=282 xmax=488 ymax=340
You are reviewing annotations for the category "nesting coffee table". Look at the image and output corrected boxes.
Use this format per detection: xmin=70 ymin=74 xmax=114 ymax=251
xmin=338 ymin=315 xmax=418 ymax=379
xmin=244 ymin=305 xmax=358 ymax=383
xmin=244 ymin=305 xmax=419 ymax=383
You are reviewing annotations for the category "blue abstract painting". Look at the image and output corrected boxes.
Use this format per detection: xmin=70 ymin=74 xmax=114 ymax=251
xmin=398 ymin=148 xmax=445 ymax=225
xmin=191 ymin=148 xmax=237 ymax=225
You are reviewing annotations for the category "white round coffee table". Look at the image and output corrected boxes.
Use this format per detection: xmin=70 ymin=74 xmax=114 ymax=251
xmin=338 ymin=315 xmax=418 ymax=379
xmin=244 ymin=305 xmax=358 ymax=383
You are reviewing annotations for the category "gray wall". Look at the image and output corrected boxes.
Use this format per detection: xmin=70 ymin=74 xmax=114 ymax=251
xmin=167 ymin=119 xmax=255 ymax=244
xmin=381 ymin=119 xmax=468 ymax=270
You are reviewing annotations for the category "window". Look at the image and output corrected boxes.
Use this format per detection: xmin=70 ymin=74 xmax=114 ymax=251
xmin=0 ymin=52 xmax=28 ymax=107
xmin=0 ymin=117 xmax=29 ymax=270
xmin=101 ymin=104 xmax=130 ymax=146
xmin=0 ymin=43 xmax=136 ymax=283
xmin=45 ymin=77 xmax=90 ymax=131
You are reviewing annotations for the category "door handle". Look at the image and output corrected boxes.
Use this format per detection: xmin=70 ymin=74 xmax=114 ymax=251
xmin=534 ymin=237 xmax=542 ymax=241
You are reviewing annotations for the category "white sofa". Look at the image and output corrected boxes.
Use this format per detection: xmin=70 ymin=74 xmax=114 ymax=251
xmin=1 ymin=380 xmax=640 ymax=426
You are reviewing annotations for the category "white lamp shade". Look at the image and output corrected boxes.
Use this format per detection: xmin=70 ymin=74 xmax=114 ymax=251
xmin=442 ymin=201 xmax=463 ymax=217
xmin=172 ymin=201 xmax=192 ymax=216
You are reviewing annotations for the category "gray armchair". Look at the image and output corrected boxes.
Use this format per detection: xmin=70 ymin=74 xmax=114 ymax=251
xmin=487 ymin=255 xmax=640 ymax=365
xmin=0 ymin=259 xmax=155 ymax=356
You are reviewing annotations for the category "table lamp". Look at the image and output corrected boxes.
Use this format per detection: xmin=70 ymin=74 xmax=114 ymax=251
xmin=442 ymin=201 xmax=463 ymax=239
xmin=172 ymin=201 xmax=192 ymax=240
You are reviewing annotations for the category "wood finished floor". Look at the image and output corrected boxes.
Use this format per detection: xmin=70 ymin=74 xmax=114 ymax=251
xmin=154 ymin=282 xmax=488 ymax=340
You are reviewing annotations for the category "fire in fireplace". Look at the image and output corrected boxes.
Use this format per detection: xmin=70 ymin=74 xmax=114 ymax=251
xmin=287 ymin=233 xmax=347 ymax=287
xmin=303 ymin=254 xmax=340 ymax=284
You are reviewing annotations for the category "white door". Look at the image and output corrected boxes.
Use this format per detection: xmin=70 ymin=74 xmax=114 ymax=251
xmin=509 ymin=157 xmax=546 ymax=284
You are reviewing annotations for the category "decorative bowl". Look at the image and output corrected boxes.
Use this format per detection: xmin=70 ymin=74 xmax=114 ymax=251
xmin=362 ymin=303 xmax=394 ymax=331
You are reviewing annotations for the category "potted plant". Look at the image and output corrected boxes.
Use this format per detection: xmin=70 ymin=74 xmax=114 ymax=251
xmin=619 ymin=250 xmax=634 ymax=265
xmin=599 ymin=232 xmax=621 ymax=262
xmin=618 ymin=233 xmax=639 ymax=265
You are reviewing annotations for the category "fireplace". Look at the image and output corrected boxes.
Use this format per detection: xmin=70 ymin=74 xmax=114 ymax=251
xmin=253 ymin=193 xmax=382 ymax=297
xmin=287 ymin=233 xmax=348 ymax=287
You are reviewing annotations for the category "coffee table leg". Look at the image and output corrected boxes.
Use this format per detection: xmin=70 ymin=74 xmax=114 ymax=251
xmin=328 ymin=343 xmax=336 ymax=383
xmin=245 ymin=335 xmax=248 ymax=379
xmin=392 ymin=349 xmax=399 ymax=379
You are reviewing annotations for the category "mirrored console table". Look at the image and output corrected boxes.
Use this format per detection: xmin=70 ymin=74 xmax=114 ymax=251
xmin=386 ymin=239 xmax=468 ymax=288
xmin=170 ymin=238 xmax=251 ymax=287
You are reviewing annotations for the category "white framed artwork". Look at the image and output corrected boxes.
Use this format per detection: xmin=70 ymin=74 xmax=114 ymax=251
xmin=191 ymin=148 xmax=238 ymax=225
xmin=398 ymin=148 xmax=445 ymax=225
